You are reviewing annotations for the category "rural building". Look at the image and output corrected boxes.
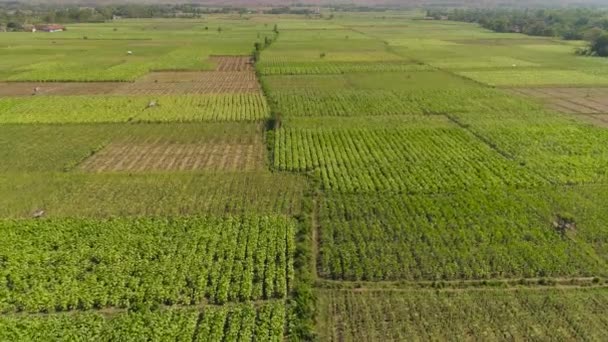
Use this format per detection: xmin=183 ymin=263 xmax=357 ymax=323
xmin=35 ymin=24 xmax=66 ymax=33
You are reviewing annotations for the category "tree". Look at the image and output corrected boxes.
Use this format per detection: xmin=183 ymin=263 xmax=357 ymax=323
xmin=584 ymin=27 xmax=604 ymax=42
xmin=591 ymin=33 xmax=608 ymax=57
xmin=7 ymin=22 xmax=22 ymax=31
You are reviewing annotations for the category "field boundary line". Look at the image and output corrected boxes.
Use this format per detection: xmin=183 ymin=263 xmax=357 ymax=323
xmin=445 ymin=113 xmax=515 ymax=160
xmin=0 ymin=299 xmax=287 ymax=318
xmin=315 ymin=276 xmax=607 ymax=290
xmin=311 ymin=195 xmax=320 ymax=280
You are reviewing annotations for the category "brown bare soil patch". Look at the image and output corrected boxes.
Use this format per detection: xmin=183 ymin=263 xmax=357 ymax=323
xmin=79 ymin=141 xmax=266 ymax=172
xmin=209 ymin=55 xmax=254 ymax=72
xmin=117 ymin=71 xmax=260 ymax=94
xmin=512 ymin=87 xmax=608 ymax=114
xmin=0 ymin=82 xmax=121 ymax=96
xmin=587 ymin=115 xmax=608 ymax=127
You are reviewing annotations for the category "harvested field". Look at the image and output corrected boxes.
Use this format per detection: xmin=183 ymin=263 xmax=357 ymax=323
xmin=509 ymin=87 xmax=608 ymax=114
xmin=210 ymin=55 xmax=254 ymax=71
xmin=79 ymin=141 xmax=266 ymax=172
xmin=118 ymin=71 xmax=260 ymax=94
xmin=0 ymin=82 xmax=121 ymax=97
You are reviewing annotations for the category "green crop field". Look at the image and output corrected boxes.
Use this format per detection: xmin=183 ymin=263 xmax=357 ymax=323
xmin=0 ymin=94 xmax=269 ymax=123
xmin=1 ymin=8 xmax=608 ymax=340
xmin=317 ymin=288 xmax=608 ymax=341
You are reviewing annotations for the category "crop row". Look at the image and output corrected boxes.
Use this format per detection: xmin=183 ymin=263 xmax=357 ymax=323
xmin=0 ymin=121 xmax=267 ymax=173
xmin=0 ymin=94 xmax=269 ymax=124
xmin=256 ymin=61 xmax=432 ymax=75
xmin=0 ymin=301 xmax=285 ymax=341
xmin=457 ymin=69 xmax=608 ymax=87
xmin=0 ymin=172 xmax=306 ymax=218
xmin=317 ymin=288 xmax=608 ymax=341
xmin=317 ymin=188 xmax=608 ymax=281
xmin=454 ymin=119 xmax=608 ymax=186
xmin=0 ymin=216 xmax=295 ymax=313
xmin=274 ymin=127 xmax=542 ymax=193
xmin=267 ymin=89 xmax=542 ymax=117
xmin=6 ymin=60 xmax=153 ymax=82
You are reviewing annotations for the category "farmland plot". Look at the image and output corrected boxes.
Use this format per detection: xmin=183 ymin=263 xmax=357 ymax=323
xmin=1 ymin=122 xmax=267 ymax=172
xmin=256 ymin=61 xmax=432 ymax=75
xmin=79 ymin=141 xmax=266 ymax=172
xmin=0 ymin=301 xmax=285 ymax=341
xmin=263 ymin=72 xmax=542 ymax=117
xmin=0 ymin=124 xmax=117 ymax=172
xmin=318 ymin=188 xmax=608 ymax=281
xmin=457 ymin=69 xmax=608 ymax=87
xmin=0 ymin=82 xmax=123 ymax=97
xmin=119 ymin=71 xmax=260 ymax=95
xmin=509 ymin=87 xmax=608 ymax=114
xmin=209 ymin=55 xmax=254 ymax=72
xmin=452 ymin=118 xmax=608 ymax=185
xmin=0 ymin=215 xmax=295 ymax=313
xmin=268 ymin=88 xmax=541 ymax=117
xmin=274 ymin=126 xmax=542 ymax=193
xmin=317 ymin=288 xmax=608 ymax=341
xmin=0 ymin=94 xmax=269 ymax=123
xmin=0 ymin=172 xmax=306 ymax=218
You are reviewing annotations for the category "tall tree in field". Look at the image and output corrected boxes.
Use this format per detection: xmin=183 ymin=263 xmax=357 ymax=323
xmin=591 ymin=33 xmax=608 ymax=56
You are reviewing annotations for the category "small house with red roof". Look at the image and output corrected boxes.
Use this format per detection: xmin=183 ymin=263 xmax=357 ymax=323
xmin=35 ymin=24 xmax=65 ymax=33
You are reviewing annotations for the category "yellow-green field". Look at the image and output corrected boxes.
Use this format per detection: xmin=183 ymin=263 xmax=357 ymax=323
xmin=1 ymin=11 xmax=607 ymax=340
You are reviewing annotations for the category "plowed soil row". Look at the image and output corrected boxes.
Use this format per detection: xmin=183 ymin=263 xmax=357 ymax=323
xmin=510 ymin=87 xmax=608 ymax=114
xmin=0 ymin=57 xmax=260 ymax=96
xmin=79 ymin=141 xmax=266 ymax=172
xmin=210 ymin=55 xmax=254 ymax=72
xmin=121 ymin=71 xmax=260 ymax=94
xmin=0 ymin=82 xmax=121 ymax=97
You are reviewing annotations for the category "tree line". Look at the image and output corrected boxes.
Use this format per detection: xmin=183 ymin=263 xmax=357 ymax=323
xmin=427 ymin=8 xmax=608 ymax=57
xmin=0 ymin=4 xmax=308 ymax=30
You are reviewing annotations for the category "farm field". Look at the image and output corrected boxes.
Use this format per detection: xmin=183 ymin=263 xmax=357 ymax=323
xmin=509 ymin=87 xmax=608 ymax=114
xmin=317 ymin=288 xmax=608 ymax=341
xmin=1 ymin=10 xmax=608 ymax=339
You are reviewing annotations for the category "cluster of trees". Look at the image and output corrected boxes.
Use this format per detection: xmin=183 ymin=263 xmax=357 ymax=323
xmin=428 ymin=8 xmax=608 ymax=56
xmin=0 ymin=4 xmax=255 ymax=29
